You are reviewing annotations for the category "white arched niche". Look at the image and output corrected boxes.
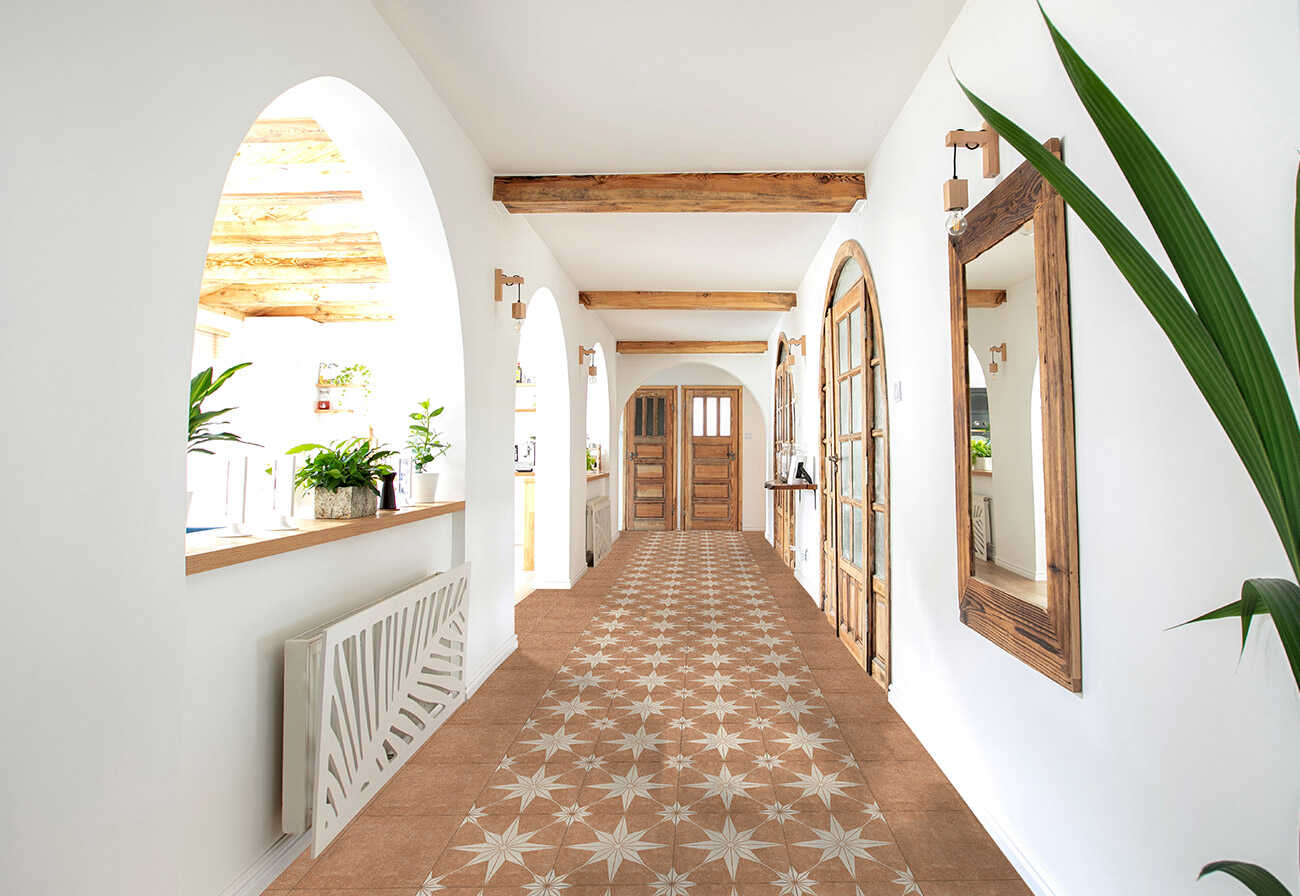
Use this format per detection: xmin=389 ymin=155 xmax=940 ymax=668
xmin=586 ymin=343 xmax=611 ymax=469
xmin=515 ymin=287 xmax=572 ymax=592
xmin=617 ymin=360 xmax=768 ymax=531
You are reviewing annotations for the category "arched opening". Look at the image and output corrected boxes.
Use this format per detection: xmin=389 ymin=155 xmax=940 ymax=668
xmin=187 ymin=77 xmax=465 ymax=534
xmin=617 ymin=361 xmax=766 ymax=532
xmin=819 ymin=239 xmax=890 ymax=687
xmin=586 ymin=343 xmax=611 ymax=473
xmin=514 ymin=287 xmax=571 ymax=599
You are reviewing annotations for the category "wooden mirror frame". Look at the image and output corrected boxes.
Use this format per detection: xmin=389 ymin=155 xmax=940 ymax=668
xmin=948 ymin=140 xmax=1081 ymax=692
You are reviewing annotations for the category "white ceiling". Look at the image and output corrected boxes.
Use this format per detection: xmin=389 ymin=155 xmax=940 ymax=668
xmin=374 ymin=0 xmax=964 ymax=338
xmin=594 ymin=308 xmax=784 ymax=341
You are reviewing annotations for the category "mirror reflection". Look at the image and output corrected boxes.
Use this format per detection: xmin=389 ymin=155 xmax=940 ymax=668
xmin=965 ymin=222 xmax=1047 ymax=608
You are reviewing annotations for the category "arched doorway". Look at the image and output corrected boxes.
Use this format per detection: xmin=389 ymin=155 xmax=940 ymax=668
xmin=187 ymin=77 xmax=465 ymax=529
xmin=514 ymin=287 xmax=571 ymax=598
xmin=819 ymin=239 xmax=891 ymax=687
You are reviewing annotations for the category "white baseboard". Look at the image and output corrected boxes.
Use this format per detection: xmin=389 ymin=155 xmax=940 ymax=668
xmin=217 ymin=830 xmax=310 ymax=896
xmin=468 ymin=632 xmax=518 ymax=696
xmin=993 ymin=556 xmax=1047 ymax=582
xmin=888 ymin=685 xmax=1057 ymax=896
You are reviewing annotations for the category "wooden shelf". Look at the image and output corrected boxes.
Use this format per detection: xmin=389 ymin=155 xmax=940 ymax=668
xmin=185 ymin=501 xmax=465 ymax=575
xmin=586 ymin=471 xmax=609 ymax=481
xmin=972 ymin=468 xmax=992 ymax=477
xmin=765 ymin=479 xmax=816 ymax=491
xmin=315 ymin=408 xmax=361 ymax=415
xmin=515 ymin=408 xmax=537 ymax=413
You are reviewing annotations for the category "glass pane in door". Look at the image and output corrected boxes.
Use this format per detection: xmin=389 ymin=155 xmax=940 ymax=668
xmin=634 ymin=398 xmax=643 ymax=436
xmin=706 ymin=397 xmax=718 ymax=436
xmin=838 ymin=378 xmax=853 ymax=435
xmin=693 ymin=396 xmax=704 ymax=436
xmin=853 ymin=506 xmax=864 ymax=567
xmin=719 ymin=397 xmax=731 ymax=436
xmin=848 ymin=308 xmax=862 ymax=367
xmin=850 ymin=373 xmax=863 ymax=433
xmin=840 ymin=504 xmax=853 ymax=561
xmin=837 ymin=317 xmax=850 ymax=370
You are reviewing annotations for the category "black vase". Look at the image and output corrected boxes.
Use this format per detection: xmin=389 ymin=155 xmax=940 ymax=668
xmin=379 ymin=472 xmax=398 ymax=511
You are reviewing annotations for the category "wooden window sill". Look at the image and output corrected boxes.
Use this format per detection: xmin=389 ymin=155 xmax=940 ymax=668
xmin=586 ymin=471 xmax=609 ymax=481
xmin=185 ymin=501 xmax=466 ymax=575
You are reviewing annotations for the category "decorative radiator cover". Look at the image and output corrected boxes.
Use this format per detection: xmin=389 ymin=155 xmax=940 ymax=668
xmin=972 ymin=495 xmax=992 ymax=561
xmin=282 ymin=563 xmax=470 ymax=856
xmin=586 ymin=495 xmax=612 ymax=566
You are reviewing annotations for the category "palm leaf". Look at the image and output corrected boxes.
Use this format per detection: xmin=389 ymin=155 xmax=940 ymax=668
xmin=956 ymin=77 xmax=1297 ymax=577
xmin=1199 ymin=860 xmax=1294 ymax=896
xmin=1240 ymin=578 xmax=1300 ymax=688
xmin=1036 ymin=3 xmax=1300 ymax=578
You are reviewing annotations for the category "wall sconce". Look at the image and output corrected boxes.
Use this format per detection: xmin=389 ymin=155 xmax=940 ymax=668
xmin=988 ymin=342 xmax=1007 ymax=375
xmin=577 ymin=345 xmax=598 ymax=384
xmin=943 ymin=121 xmax=1000 ymax=236
xmin=495 ymin=268 xmax=526 ymax=332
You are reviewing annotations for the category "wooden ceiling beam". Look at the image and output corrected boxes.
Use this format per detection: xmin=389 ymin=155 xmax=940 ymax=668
xmin=616 ymin=340 xmax=768 ymax=355
xmin=967 ymin=289 xmax=1008 ymax=308
xmin=579 ymin=291 xmax=795 ymax=311
xmin=202 ymin=254 xmax=389 ymax=285
xmin=493 ymin=172 xmax=864 ymax=213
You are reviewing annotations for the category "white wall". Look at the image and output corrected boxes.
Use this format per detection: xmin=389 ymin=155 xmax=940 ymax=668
xmin=0 ymin=4 xmax=616 ymax=895
xmin=766 ymin=1 xmax=1300 ymax=893
xmin=616 ymin=356 xmax=771 ymax=531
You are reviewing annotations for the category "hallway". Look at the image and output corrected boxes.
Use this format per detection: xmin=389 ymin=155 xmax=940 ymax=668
xmin=267 ymin=533 xmax=1028 ymax=894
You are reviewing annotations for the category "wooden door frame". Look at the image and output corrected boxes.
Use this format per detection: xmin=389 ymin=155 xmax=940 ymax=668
xmin=773 ymin=335 xmax=796 ymax=565
xmin=680 ymin=385 xmax=742 ymax=531
xmin=819 ymin=239 xmax=891 ymax=689
xmin=622 ymin=386 xmax=677 ymax=531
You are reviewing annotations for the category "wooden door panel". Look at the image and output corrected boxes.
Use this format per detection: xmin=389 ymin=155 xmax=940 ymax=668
xmin=682 ymin=386 xmax=741 ymax=531
xmin=624 ymin=387 xmax=677 ymax=531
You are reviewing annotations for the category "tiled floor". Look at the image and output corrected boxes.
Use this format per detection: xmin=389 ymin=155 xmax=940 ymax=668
xmin=267 ymin=531 xmax=1029 ymax=895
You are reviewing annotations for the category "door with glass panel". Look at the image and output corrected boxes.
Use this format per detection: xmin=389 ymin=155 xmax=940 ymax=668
xmin=682 ymin=386 xmax=740 ymax=530
xmin=623 ymin=387 xmax=676 ymax=531
xmin=773 ymin=341 xmax=796 ymax=566
xmin=820 ymin=243 xmax=890 ymax=685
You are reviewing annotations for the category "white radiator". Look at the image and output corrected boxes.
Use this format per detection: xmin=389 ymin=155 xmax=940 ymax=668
xmin=282 ymin=563 xmax=470 ymax=856
xmin=972 ymin=495 xmax=992 ymax=561
xmin=586 ymin=495 xmax=612 ymax=566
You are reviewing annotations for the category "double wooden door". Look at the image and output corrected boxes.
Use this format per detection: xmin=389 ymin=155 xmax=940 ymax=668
xmin=623 ymin=386 xmax=741 ymax=531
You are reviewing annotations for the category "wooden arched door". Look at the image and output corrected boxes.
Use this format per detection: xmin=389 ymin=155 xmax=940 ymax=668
xmin=820 ymin=240 xmax=891 ymax=687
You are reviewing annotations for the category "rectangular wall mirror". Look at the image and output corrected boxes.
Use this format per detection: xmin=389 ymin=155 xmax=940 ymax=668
xmin=948 ymin=140 xmax=1081 ymax=692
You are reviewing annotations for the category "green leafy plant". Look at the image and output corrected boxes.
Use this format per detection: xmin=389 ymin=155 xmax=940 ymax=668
xmin=970 ymin=437 xmax=992 ymax=464
xmin=189 ymin=362 xmax=261 ymax=454
xmin=286 ymin=437 xmax=396 ymax=495
xmin=587 ymin=447 xmax=599 ymax=471
xmin=956 ymin=5 xmax=1298 ymax=891
xmin=332 ymin=363 xmax=373 ymax=397
xmin=406 ymin=400 xmax=450 ymax=472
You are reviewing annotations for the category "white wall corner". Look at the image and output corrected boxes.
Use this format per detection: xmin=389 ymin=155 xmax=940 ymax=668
xmin=468 ymin=632 xmax=519 ymax=696
xmin=887 ymin=685 xmax=1058 ymax=896
xmin=217 ymin=831 xmax=311 ymax=896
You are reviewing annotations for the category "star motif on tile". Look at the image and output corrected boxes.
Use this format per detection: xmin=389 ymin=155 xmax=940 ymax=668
xmin=455 ymin=818 xmax=550 ymax=881
xmin=633 ymin=670 xmax=672 ymax=691
xmin=624 ymin=695 xmax=670 ymax=720
xmin=554 ymin=802 xmax=591 ymax=826
xmin=682 ymin=816 xmax=779 ymax=877
xmin=664 ymin=753 xmax=694 ymax=771
xmin=592 ymin=764 xmax=668 ymax=809
xmin=795 ymin=816 xmax=889 ymax=875
xmin=571 ymin=817 xmax=665 ymax=877
xmin=417 ymin=872 xmax=445 ymax=895
xmin=688 ymin=724 xmax=757 ymax=759
xmin=773 ymin=726 xmax=834 ymax=758
xmin=697 ymin=649 xmax=734 ymax=667
xmin=578 ymin=650 xmax=612 ymax=666
xmin=546 ymin=696 xmax=598 ymax=721
xmin=864 ymin=801 xmax=885 ymax=823
xmin=696 ymin=670 xmax=737 ymax=690
xmin=611 ymin=725 xmax=671 ymax=759
xmin=892 ymin=867 xmax=922 ymax=894
xmin=651 ymin=867 xmax=694 ymax=896
xmin=524 ymin=869 xmax=571 ymax=896
xmin=493 ymin=766 xmax=570 ymax=809
xmin=769 ymin=696 xmax=817 ymax=720
xmin=788 ymin=765 xmax=857 ymax=806
xmin=591 ymin=717 xmax=617 ymax=731
xmin=772 ymin=866 xmax=817 ymax=896
xmin=757 ymin=650 xmax=793 ymax=666
xmin=463 ymin=804 xmax=487 ymax=824
xmin=522 ymin=725 xmax=590 ymax=759
xmin=684 ymin=764 xmax=762 ymax=809
xmin=754 ymin=752 xmax=783 ymax=770
xmin=657 ymin=801 xmax=695 ymax=825
xmin=692 ymin=695 xmax=742 ymax=721
xmin=761 ymin=800 xmax=799 ymax=824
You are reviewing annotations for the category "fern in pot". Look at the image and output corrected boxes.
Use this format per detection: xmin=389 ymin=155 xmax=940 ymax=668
xmin=287 ymin=438 xmax=396 ymax=519
xmin=407 ymin=400 xmax=450 ymax=503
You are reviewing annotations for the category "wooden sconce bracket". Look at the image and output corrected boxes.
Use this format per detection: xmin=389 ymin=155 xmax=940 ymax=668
xmin=945 ymin=121 xmax=1000 ymax=178
xmin=494 ymin=268 xmax=525 ymax=302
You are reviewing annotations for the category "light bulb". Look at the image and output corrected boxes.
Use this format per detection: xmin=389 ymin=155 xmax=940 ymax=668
xmin=946 ymin=210 xmax=968 ymax=236
xmin=513 ymin=317 xmax=525 ymax=334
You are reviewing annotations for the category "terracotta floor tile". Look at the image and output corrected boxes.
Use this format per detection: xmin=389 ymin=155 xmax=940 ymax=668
xmin=917 ymin=881 xmax=1035 ymax=896
xmin=887 ymin=808 xmax=1020 ymax=881
xmin=263 ymin=847 xmax=312 ymax=889
xmin=267 ymin=533 xmax=1026 ymax=896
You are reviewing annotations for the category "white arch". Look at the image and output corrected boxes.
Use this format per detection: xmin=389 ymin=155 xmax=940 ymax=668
xmin=586 ymin=343 xmax=611 ymax=466
xmin=516 ymin=287 xmax=572 ymax=588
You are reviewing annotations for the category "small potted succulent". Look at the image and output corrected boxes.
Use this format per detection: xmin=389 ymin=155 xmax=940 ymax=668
xmin=407 ymin=399 xmax=450 ymax=503
xmin=287 ymin=437 xmax=396 ymax=519
xmin=970 ymin=437 xmax=992 ymax=472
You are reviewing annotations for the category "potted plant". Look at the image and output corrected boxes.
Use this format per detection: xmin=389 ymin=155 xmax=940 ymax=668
xmin=287 ymin=437 xmax=396 ymax=519
xmin=406 ymin=399 xmax=450 ymax=503
xmin=188 ymin=362 xmax=261 ymax=519
xmin=970 ymin=437 xmax=992 ymax=472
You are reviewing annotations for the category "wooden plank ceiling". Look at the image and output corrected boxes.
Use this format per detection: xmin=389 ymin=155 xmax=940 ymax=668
xmin=199 ymin=117 xmax=393 ymax=322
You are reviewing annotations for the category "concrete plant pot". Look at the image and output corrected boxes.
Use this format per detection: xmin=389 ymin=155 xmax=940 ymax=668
xmin=314 ymin=485 xmax=379 ymax=520
xmin=973 ymin=456 xmax=992 ymax=472
xmin=411 ymin=471 xmax=440 ymax=504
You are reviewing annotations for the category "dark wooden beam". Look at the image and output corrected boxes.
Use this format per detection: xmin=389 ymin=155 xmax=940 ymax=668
xmin=616 ymin=340 xmax=768 ymax=354
xmin=967 ymin=289 xmax=1007 ymax=308
xmin=494 ymin=172 xmax=864 ymax=213
xmin=580 ymin=291 xmax=795 ymax=311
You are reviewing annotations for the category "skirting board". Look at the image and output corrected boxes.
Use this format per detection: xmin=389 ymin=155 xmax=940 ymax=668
xmin=468 ymin=631 xmax=519 ymax=696
xmin=888 ymin=685 xmax=1058 ymax=896
xmin=218 ymin=830 xmax=310 ymax=896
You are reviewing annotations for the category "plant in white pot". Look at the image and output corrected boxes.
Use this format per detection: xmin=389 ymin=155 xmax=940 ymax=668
xmin=407 ymin=399 xmax=450 ymax=504
xmin=286 ymin=437 xmax=396 ymax=520
xmin=187 ymin=362 xmax=261 ymax=522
